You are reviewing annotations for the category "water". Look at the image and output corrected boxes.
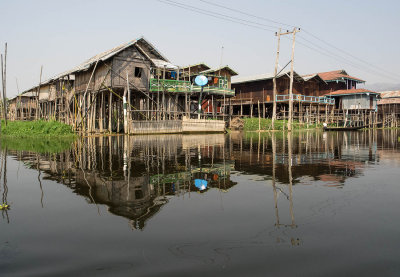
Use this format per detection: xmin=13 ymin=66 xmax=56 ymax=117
xmin=0 ymin=130 xmax=399 ymax=276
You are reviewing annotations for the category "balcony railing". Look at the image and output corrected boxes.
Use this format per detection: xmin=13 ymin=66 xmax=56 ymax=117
xmin=276 ymin=94 xmax=335 ymax=105
xmin=149 ymin=79 xmax=235 ymax=96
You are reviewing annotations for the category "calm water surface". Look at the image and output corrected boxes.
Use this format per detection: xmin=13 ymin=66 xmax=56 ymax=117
xmin=1 ymin=130 xmax=399 ymax=276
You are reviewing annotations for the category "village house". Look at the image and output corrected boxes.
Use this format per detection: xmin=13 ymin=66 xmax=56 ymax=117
xmin=324 ymin=88 xmax=379 ymax=111
xmin=316 ymin=69 xmax=366 ymax=94
xmin=11 ymin=37 xmax=237 ymax=134
xmin=230 ymin=69 xmax=379 ymax=125
xmin=377 ymin=90 xmax=400 ymax=127
xmin=7 ymin=91 xmax=37 ymax=121
xmin=230 ymin=70 xmax=333 ymax=120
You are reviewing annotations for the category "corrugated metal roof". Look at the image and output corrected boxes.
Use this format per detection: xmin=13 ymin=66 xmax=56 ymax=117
xmin=379 ymin=90 xmax=400 ymax=98
xmin=378 ymin=98 xmax=400 ymax=105
xmin=324 ymin=88 xmax=378 ymax=96
xmin=317 ymin=70 xmax=365 ymax=83
xmin=301 ymin=73 xmax=327 ymax=84
xmin=21 ymin=37 xmax=172 ymax=93
xmin=181 ymin=63 xmax=211 ymax=71
xmin=9 ymin=91 xmax=37 ymax=101
xmin=151 ymin=59 xmax=178 ymax=70
xmin=232 ymin=70 xmax=302 ymax=84
xmin=200 ymin=66 xmax=238 ymax=76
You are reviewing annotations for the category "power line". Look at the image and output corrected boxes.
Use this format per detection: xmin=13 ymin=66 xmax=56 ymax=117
xmin=199 ymin=0 xmax=295 ymax=29
xmin=301 ymin=29 xmax=400 ymax=79
xmin=196 ymin=0 xmax=400 ymax=80
xmin=157 ymin=0 xmax=398 ymax=81
xmin=157 ymin=0 xmax=276 ymax=32
xmin=295 ymin=37 xmax=399 ymax=81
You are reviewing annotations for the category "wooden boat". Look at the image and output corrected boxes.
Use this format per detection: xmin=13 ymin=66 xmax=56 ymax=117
xmin=323 ymin=126 xmax=365 ymax=131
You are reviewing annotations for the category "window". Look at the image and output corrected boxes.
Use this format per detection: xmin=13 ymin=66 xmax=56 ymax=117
xmin=134 ymin=67 xmax=142 ymax=78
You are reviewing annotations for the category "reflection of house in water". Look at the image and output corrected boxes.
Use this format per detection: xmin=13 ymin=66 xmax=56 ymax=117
xmin=8 ymin=134 xmax=236 ymax=229
xmin=5 ymin=130 xmax=392 ymax=231
xmin=230 ymin=131 xmax=378 ymax=186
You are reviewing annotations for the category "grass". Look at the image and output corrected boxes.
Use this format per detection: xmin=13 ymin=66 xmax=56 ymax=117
xmin=242 ymin=118 xmax=322 ymax=131
xmin=0 ymin=120 xmax=75 ymax=137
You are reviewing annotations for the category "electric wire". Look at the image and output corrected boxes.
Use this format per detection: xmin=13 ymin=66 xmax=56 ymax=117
xmin=198 ymin=0 xmax=400 ymax=79
xmin=170 ymin=0 xmax=400 ymax=81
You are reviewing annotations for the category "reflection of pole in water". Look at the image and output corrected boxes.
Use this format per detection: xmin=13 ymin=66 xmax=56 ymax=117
xmin=288 ymin=132 xmax=295 ymax=228
xmin=271 ymin=133 xmax=280 ymax=227
xmin=1 ymin=148 xmax=10 ymax=223
xmin=272 ymin=132 xmax=297 ymax=229
xmin=36 ymin=153 xmax=44 ymax=208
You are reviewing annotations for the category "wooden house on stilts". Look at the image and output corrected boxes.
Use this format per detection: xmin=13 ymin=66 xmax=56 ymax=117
xmin=11 ymin=37 xmax=237 ymax=134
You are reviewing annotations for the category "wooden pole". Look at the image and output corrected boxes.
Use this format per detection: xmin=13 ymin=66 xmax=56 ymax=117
xmin=127 ymin=77 xmax=131 ymax=133
xmin=272 ymin=28 xmax=281 ymax=130
xmin=162 ymin=65 xmax=166 ymax=120
xmin=99 ymin=91 xmax=104 ymax=132
xmin=229 ymin=98 xmax=232 ymax=125
xmin=36 ymin=65 xmax=43 ymax=120
xmin=123 ymin=72 xmax=129 ymax=134
xmin=262 ymin=88 xmax=265 ymax=118
xmin=109 ymin=91 xmax=112 ymax=133
xmin=288 ymin=28 xmax=300 ymax=132
xmin=2 ymin=43 xmax=7 ymax=125
xmin=1 ymin=53 xmax=7 ymax=125
xmin=258 ymin=100 xmax=261 ymax=131
xmin=117 ymin=98 xmax=120 ymax=132
xmin=188 ymin=65 xmax=191 ymax=117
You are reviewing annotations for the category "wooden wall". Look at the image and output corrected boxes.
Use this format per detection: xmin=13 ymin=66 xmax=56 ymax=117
xmin=320 ymin=81 xmax=347 ymax=95
xmin=74 ymin=45 xmax=151 ymax=94
xmin=111 ymin=46 xmax=150 ymax=90
xmin=231 ymin=76 xmax=305 ymax=103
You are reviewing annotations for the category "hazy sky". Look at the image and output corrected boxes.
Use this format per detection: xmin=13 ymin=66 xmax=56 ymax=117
xmin=1 ymin=0 xmax=399 ymax=97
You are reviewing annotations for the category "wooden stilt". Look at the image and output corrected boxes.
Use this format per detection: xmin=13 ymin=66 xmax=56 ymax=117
xmin=109 ymin=91 xmax=112 ymax=133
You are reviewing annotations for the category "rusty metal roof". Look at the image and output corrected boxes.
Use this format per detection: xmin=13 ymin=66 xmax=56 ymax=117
xmin=379 ymin=90 xmax=400 ymax=98
xmin=302 ymin=73 xmax=327 ymax=84
xmin=378 ymin=98 xmax=400 ymax=105
xmin=232 ymin=70 xmax=302 ymax=84
xmin=181 ymin=63 xmax=211 ymax=71
xmin=200 ymin=66 xmax=238 ymax=76
xmin=21 ymin=37 xmax=172 ymax=93
xmin=324 ymin=88 xmax=378 ymax=96
xmin=317 ymin=70 xmax=365 ymax=83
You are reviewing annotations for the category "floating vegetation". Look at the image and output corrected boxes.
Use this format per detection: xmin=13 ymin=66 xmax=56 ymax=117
xmin=0 ymin=203 xmax=10 ymax=210
xmin=0 ymin=120 xmax=75 ymax=137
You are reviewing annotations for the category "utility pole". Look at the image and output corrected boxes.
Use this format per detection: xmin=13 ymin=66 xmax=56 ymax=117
xmin=36 ymin=66 xmax=43 ymax=120
xmin=272 ymin=28 xmax=282 ymax=130
xmin=1 ymin=43 xmax=8 ymax=125
xmin=288 ymin=27 xmax=300 ymax=132
xmin=272 ymin=28 xmax=300 ymax=131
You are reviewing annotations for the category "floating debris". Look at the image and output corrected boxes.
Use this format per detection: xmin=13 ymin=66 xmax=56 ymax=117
xmin=0 ymin=204 xmax=10 ymax=210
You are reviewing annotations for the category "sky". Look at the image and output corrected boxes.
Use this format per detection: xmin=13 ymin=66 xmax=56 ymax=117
xmin=1 ymin=0 xmax=400 ymax=97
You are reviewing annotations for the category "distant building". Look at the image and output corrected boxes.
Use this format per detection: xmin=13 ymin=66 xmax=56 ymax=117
xmin=230 ymin=70 xmax=331 ymax=117
xmin=324 ymin=88 xmax=379 ymax=111
xmin=7 ymin=91 xmax=37 ymax=120
xmin=316 ymin=69 xmax=366 ymax=94
xmin=377 ymin=90 xmax=400 ymax=124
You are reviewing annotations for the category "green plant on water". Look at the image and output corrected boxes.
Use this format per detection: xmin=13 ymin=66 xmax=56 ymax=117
xmin=0 ymin=120 xmax=75 ymax=137
xmin=241 ymin=118 xmax=322 ymax=131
